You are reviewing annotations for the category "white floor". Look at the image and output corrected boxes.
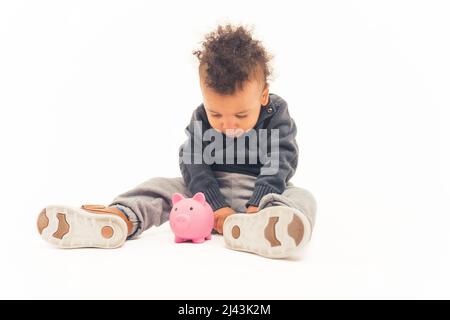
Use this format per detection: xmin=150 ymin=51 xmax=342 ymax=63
xmin=1 ymin=186 xmax=449 ymax=299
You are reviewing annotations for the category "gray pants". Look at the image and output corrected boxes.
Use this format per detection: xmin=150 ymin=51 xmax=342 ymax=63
xmin=109 ymin=171 xmax=317 ymax=239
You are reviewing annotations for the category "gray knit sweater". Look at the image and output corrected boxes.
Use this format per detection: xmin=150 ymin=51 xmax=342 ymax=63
xmin=179 ymin=93 xmax=299 ymax=211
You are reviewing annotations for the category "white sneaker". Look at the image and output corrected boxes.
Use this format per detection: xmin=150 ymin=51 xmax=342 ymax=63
xmin=223 ymin=206 xmax=311 ymax=259
xmin=37 ymin=205 xmax=132 ymax=249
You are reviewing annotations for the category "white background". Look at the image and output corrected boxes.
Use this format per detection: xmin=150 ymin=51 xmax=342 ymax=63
xmin=0 ymin=0 xmax=449 ymax=299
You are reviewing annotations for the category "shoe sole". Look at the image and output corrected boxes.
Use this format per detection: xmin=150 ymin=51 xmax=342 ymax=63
xmin=37 ymin=205 xmax=127 ymax=249
xmin=223 ymin=206 xmax=311 ymax=259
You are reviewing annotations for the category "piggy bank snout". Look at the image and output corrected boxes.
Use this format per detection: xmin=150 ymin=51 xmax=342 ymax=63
xmin=172 ymin=214 xmax=190 ymax=228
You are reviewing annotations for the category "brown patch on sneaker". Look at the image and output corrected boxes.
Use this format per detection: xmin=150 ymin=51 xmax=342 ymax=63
xmin=264 ymin=216 xmax=281 ymax=247
xmin=231 ymin=225 xmax=240 ymax=239
xmin=288 ymin=214 xmax=304 ymax=246
xmin=53 ymin=213 xmax=70 ymax=239
xmin=101 ymin=226 xmax=114 ymax=239
xmin=81 ymin=204 xmax=133 ymax=236
xmin=37 ymin=209 xmax=49 ymax=234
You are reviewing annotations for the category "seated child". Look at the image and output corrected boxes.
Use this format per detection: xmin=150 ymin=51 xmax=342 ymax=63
xmin=37 ymin=24 xmax=317 ymax=259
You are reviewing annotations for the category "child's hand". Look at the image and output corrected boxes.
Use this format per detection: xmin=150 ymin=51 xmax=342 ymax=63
xmin=246 ymin=205 xmax=259 ymax=214
xmin=214 ymin=207 xmax=236 ymax=234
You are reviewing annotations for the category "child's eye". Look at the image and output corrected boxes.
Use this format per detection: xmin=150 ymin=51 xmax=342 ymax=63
xmin=236 ymin=114 xmax=247 ymax=119
xmin=211 ymin=114 xmax=222 ymax=118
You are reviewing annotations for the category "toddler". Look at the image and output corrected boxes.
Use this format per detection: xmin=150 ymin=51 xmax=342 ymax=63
xmin=37 ymin=24 xmax=317 ymax=259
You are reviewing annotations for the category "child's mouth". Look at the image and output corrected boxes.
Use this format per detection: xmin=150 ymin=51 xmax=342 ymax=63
xmin=223 ymin=128 xmax=245 ymax=138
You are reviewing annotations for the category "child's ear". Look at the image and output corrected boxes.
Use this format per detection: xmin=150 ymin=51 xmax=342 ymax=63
xmin=172 ymin=193 xmax=185 ymax=205
xmin=261 ymin=85 xmax=270 ymax=106
xmin=192 ymin=192 xmax=206 ymax=205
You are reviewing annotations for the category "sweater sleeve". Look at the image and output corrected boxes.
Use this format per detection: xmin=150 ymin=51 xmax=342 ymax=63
xmin=179 ymin=107 xmax=230 ymax=211
xmin=246 ymin=103 xmax=299 ymax=208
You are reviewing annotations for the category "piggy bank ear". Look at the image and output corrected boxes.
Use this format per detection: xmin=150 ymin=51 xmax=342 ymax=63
xmin=192 ymin=192 xmax=206 ymax=205
xmin=172 ymin=193 xmax=185 ymax=205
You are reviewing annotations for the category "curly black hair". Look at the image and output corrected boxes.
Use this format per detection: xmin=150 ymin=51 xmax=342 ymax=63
xmin=193 ymin=24 xmax=273 ymax=95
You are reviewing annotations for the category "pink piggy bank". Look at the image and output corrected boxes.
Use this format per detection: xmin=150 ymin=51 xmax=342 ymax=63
xmin=169 ymin=192 xmax=214 ymax=244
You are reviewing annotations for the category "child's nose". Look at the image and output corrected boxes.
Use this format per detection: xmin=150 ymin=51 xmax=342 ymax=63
xmin=222 ymin=118 xmax=238 ymax=130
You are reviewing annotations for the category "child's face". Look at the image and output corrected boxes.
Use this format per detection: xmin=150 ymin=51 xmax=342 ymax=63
xmin=200 ymin=72 xmax=270 ymax=138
